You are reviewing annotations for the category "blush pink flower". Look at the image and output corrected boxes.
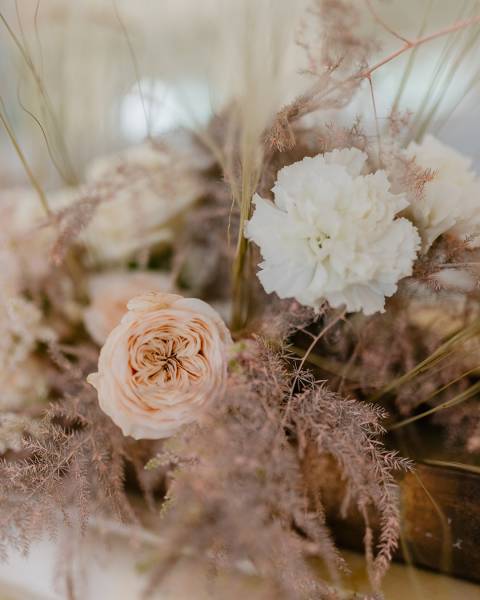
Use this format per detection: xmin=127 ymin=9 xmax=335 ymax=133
xmin=87 ymin=292 xmax=232 ymax=440
xmin=83 ymin=271 xmax=173 ymax=345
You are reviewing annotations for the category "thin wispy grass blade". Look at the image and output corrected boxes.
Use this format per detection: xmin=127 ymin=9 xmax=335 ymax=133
xmin=370 ymin=319 xmax=480 ymax=402
xmin=389 ymin=379 xmax=480 ymax=430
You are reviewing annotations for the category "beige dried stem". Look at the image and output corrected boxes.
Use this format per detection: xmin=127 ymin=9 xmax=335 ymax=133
xmin=370 ymin=318 xmax=480 ymax=402
xmin=391 ymin=0 xmax=434 ymax=115
xmin=359 ymin=13 xmax=480 ymax=78
xmin=0 ymin=95 xmax=50 ymax=215
xmin=0 ymin=9 xmax=78 ymax=185
xmin=112 ymin=0 xmax=152 ymax=141
xmin=414 ymin=14 xmax=480 ymax=141
xmin=221 ymin=0 xmax=304 ymax=331
xmin=269 ymin=9 xmax=480 ymax=148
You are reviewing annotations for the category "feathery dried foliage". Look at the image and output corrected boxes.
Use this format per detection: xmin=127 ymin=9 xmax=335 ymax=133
xmin=305 ymin=307 xmax=475 ymax=408
xmin=388 ymin=154 xmax=437 ymax=205
xmin=294 ymin=299 xmax=480 ymax=459
xmin=172 ymin=180 xmax=235 ymax=301
xmin=259 ymin=117 xmax=369 ymax=203
xmin=47 ymin=137 xmax=204 ymax=267
xmin=256 ymin=299 xmax=318 ymax=342
xmin=0 ymin=397 xmax=128 ymax=560
xmin=292 ymin=387 xmax=412 ymax=589
xmin=144 ymin=340 xmax=335 ymax=599
xmin=0 ymin=413 xmax=41 ymax=454
xmin=298 ymin=0 xmax=377 ymax=77
xmin=0 ymin=343 xmax=164 ymax=560
xmin=268 ymin=0 xmax=376 ymax=152
xmin=433 ymin=400 xmax=480 ymax=454
xmin=49 ymin=192 xmax=100 ymax=267
xmin=144 ymin=337 xmax=408 ymax=598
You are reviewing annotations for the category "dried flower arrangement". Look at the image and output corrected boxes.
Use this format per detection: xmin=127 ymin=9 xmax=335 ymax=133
xmin=1 ymin=0 xmax=480 ymax=598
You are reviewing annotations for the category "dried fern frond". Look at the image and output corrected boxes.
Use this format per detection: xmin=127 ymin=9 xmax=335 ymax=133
xmin=142 ymin=337 xmax=409 ymax=598
xmin=292 ymin=386 xmax=412 ymax=590
xmin=0 ymin=338 xmax=166 ymax=562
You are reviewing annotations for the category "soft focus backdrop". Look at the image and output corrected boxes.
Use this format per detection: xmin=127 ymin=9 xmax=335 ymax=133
xmin=1 ymin=0 xmax=479 ymax=190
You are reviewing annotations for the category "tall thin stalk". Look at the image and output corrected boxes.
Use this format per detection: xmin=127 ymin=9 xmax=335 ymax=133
xmin=228 ymin=1 xmax=290 ymax=331
xmin=370 ymin=319 xmax=480 ymax=402
xmin=0 ymin=97 xmax=49 ymax=215
xmin=0 ymin=10 xmax=78 ymax=185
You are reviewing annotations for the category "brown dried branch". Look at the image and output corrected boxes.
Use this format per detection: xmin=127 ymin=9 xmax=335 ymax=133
xmin=360 ymin=14 xmax=480 ymax=78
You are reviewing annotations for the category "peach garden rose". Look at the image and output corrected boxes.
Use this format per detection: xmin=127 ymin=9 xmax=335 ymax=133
xmin=87 ymin=292 xmax=232 ymax=439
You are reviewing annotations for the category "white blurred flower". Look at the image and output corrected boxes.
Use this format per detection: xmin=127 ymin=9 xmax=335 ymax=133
xmin=405 ymin=135 xmax=480 ymax=251
xmin=82 ymin=141 xmax=201 ymax=263
xmin=0 ymin=295 xmax=54 ymax=410
xmin=245 ymin=148 xmax=420 ymax=315
xmin=84 ymin=270 xmax=174 ymax=345
xmin=0 ymin=188 xmax=56 ymax=293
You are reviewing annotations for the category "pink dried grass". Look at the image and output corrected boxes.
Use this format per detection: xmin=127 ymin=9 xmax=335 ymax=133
xmin=0 ymin=342 xmax=163 ymax=560
xmin=143 ymin=337 xmax=409 ymax=597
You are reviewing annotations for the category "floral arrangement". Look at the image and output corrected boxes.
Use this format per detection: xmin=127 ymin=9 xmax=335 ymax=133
xmin=1 ymin=1 xmax=480 ymax=598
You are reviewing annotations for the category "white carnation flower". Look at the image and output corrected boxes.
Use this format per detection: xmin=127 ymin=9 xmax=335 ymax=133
xmin=405 ymin=135 xmax=480 ymax=251
xmin=245 ymin=148 xmax=420 ymax=315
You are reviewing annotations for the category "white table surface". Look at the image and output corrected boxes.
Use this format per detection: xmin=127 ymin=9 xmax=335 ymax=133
xmin=0 ymin=523 xmax=478 ymax=600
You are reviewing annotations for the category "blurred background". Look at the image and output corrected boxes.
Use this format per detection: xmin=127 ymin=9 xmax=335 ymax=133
xmin=0 ymin=0 xmax=479 ymax=192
